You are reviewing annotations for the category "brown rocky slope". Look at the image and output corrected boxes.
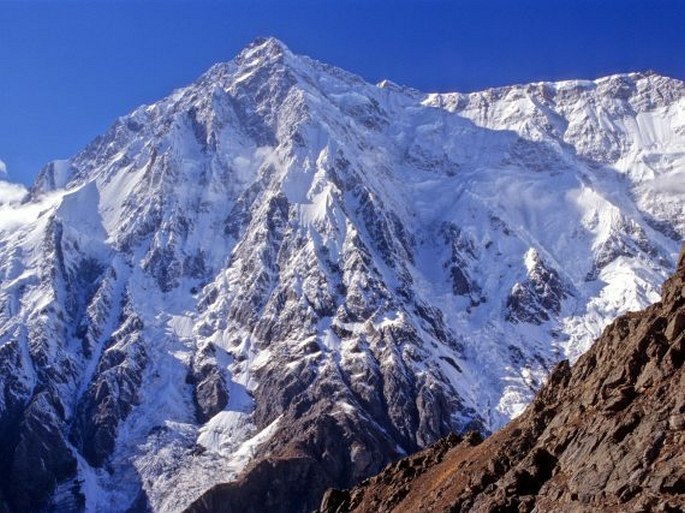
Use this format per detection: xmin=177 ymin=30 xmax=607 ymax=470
xmin=320 ymin=247 xmax=685 ymax=513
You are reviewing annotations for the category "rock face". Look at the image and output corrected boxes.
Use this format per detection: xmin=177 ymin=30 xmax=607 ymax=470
xmin=0 ymin=38 xmax=683 ymax=512
xmin=506 ymin=249 xmax=568 ymax=324
xmin=320 ymin=247 xmax=685 ymax=513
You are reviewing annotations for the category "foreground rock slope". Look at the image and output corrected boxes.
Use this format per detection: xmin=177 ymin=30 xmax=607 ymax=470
xmin=321 ymin=247 xmax=685 ymax=513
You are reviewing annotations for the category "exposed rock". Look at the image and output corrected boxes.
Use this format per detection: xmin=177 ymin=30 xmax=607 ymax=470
xmin=187 ymin=343 xmax=229 ymax=423
xmin=185 ymin=405 xmax=403 ymax=513
xmin=0 ymin=37 xmax=683 ymax=513
xmin=506 ymin=249 xmax=567 ymax=324
xmin=9 ymin=391 xmax=78 ymax=511
xmin=440 ymin=223 xmax=483 ymax=303
xmin=321 ymin=247 xmax=685 ymax=512
xmin=70 ymin=307 xmax=148 ymax=468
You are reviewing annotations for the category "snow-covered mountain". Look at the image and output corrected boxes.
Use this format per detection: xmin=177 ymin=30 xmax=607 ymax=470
xmin=0 ymin=38 xmax=682 ymax=513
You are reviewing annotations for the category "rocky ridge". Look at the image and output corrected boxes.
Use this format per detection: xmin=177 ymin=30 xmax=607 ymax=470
xmin=320 ymin=247 xmax=685 ymax=513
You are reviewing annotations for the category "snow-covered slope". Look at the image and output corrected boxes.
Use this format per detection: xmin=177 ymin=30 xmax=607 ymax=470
xmin=0 ymin=38 xmax=682 ymax=513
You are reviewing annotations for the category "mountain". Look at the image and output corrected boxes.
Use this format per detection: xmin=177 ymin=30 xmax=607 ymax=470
xmin=0 ymin=37 xmax=682 ymax=512
xmin=319 ymin=246 xmax=685 ymax=513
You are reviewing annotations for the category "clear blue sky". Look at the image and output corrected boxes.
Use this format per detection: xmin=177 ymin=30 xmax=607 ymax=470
xmin=1 ymin=0 xmax=684 ymax=185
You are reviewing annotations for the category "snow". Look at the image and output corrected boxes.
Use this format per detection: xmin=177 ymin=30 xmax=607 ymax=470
xmin=50 ymin=159 xmax=73 ymax=188
xmin=0 ymin=39 xmax=682 ymax=512
xmin=0 ymin=187 xmax=62 ymax=232
xmin=197 ymin=411 xmax=253 ymax=455
xmin=653 ymin=171 xmax=685 ymax=195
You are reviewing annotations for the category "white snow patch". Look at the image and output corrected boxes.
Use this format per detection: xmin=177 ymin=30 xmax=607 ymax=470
xmin=197 ymin=411 xmax=253 ymax=455
xmin=204 ymin=414 xmax=281 ymax=468
xmin=50 ymin=159 xmax=73 ymax=189
xmin=652 ymin=170 xmax=685 ymax=195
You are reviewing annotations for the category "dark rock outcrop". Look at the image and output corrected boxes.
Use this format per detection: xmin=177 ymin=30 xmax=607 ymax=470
xmin=506 ymin=249 xmax=567 ymax=325
xmin=70 ymin=307 xmax=147 ymax=468
xmin=184 ymin=401 xmax=404 ymax=513
xmin=8 ymin=391 xmax=78 ymax=511
xmin=321 ymin=247 xmax=685 ymax=513
xmin=187 ymin=343 xmax=229 ymax=423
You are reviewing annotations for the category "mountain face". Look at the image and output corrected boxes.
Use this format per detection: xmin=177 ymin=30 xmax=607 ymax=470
xmin=0 ymin=37 xmax=683 ymax=513
xmin=320 ymin=247 xmax=685 ymax=513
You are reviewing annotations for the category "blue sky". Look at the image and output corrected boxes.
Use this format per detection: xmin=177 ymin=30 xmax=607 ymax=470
xmin=1 ymin=0 xmax=684 ymax=185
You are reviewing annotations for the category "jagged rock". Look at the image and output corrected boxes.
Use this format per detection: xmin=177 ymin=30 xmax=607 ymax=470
xmin=70 ymin=309 xmax=147 ymax=468
xmin=506 ymin=249 xmax=567 ymax=324
xmin=319 ymin=247 xmax=685 ymax=513
xmin=187 ymin=344 xmax=229 ymax=423
xmin=665 ymin=311 xmax=684 ymax=341
xmin=9 ymin=392 xmax=78 ymax=511
xmin=0 ymin=37 xmax=683 ymax=513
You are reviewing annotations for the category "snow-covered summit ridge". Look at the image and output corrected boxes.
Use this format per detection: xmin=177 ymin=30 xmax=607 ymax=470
xmin=0 ymin=37 xmax=683 ymax=513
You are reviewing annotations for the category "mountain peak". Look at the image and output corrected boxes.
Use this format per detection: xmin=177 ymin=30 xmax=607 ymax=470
xmin=234 ymin=36 xmax=293 ymax=67
xmin=3 ymin=35 xmax=684 ymax=513
xmin=246 ymin=36 xmax=290 ymax=53
xmin=189 ymin=36 xmax=297 ymax=94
